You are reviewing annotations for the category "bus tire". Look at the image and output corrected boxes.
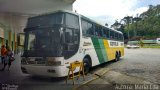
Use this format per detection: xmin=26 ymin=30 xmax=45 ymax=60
xmin=119 ymin=51 xmax=121 ymax=57
xmin=83 ymin=57 xmax=91 ymax=75
xmin=115 ymin=52 xmax=120 ymax=61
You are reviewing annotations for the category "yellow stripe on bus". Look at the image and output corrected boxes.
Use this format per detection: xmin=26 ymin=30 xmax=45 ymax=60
xmin=103 ymin=39 xmax=124 ymax=61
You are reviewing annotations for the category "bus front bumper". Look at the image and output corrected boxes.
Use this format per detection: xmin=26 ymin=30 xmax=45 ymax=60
xmin=21 ymin=65 xmax=68 ymax=77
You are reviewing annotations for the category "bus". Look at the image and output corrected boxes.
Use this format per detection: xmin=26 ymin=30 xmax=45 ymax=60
xmin=21 ymin=10 xmax=124 ymax=77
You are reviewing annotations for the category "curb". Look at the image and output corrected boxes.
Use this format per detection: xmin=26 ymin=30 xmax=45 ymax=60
xmin=73 ymin=68 xmax=110 ymax=90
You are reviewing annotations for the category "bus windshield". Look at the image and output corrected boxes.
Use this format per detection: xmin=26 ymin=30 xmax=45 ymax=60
xmin=23 ymin=27 xmax=63 ymax=57
xmin=23 ymin=13 xmax=65 ymax=57
xmin=23 ymin=12 xmax=80 ymax=58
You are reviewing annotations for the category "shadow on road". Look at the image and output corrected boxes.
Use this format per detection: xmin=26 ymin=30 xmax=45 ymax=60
xmin=90 ymin=58 xmax=123 ymax=74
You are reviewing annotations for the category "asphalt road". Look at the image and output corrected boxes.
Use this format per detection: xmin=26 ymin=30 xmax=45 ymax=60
xmin=0 ymin=48 xmax=160 ymax=90
xmin=107 ymin=48 xmax=160 ymax=84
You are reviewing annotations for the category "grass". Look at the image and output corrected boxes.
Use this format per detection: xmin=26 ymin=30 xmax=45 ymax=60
xmin=142 ymin=45 xmax=160 ymax=48
xmin=124 ymin=44 xmax=160 ymax=48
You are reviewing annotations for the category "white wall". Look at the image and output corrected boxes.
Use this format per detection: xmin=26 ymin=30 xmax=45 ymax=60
xmin=0 ymin=0 xmax=74 ymax=15
xmin=0 ymin=0 xmax=74 ymax=33
xmin=0 ymin=12 xmax=29 ymax=33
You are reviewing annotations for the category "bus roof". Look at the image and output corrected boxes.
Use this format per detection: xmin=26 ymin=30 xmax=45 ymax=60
xmin=29 ymin=10 xmax=79 ymax=18
xmin=29 ymin=10 xmax=123 ymax=34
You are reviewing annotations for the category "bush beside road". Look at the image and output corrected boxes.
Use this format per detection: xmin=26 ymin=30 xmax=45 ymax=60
xmin=125 ymin=45 xmax=160 ymax=49
xmin=143 ymin=45 xmax=160 ymax=48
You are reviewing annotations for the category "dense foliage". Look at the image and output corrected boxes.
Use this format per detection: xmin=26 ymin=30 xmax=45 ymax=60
xmin=111 ymin=5 xmax=160 ymax=41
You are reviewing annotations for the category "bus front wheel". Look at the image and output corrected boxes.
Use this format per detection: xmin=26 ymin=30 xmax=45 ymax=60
xmin=83 ymin=58 xmax=91 ymax=75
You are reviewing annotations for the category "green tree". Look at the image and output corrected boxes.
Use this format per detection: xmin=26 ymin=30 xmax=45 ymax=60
xmin=122 ymin=16 xmax=133 ymax=40
xmin=121 ymin=4 xmax=160 ymax=40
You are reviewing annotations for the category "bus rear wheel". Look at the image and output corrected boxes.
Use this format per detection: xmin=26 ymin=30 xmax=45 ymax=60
xmin=119 ymin=51 xmax=121 ymax=58
xmin=83 ymin=58 xmax=91 ymax=75
xmin=115 ymin=53 xmax=120 ymax=61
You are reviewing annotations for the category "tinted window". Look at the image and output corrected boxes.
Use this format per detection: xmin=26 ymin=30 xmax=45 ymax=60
xmin=118 ymin=34 xmax=120 ymax=41
xmin=27 ymin=13 xmax=64 ymax=28
xmin=110 ymin=30 xmax=114 ymax=39
xmin=81 ymin=19 xmax=93 ymax=36
xmin=23 ymin=27 xmax=63 ymax=57
xmin=63 ymin=13 xmax=80 ymax=59
xmin=117 ymin=33 xmax=123 ymax=41
xmin=95 ymin=25 xmax=102 ymax=37
xmin=65 ymin=13 xmax=79 ymax=29
xmin=120 ymin=34 xmax=124 ymax=41
xmin=103 ymin=28 xmax=110 ymax=38
xmin=115 ymin=32 xmax=118 ymax=40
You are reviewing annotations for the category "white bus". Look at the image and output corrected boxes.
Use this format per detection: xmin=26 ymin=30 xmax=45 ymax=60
xmin=21 ymin=10 xmax=124 ymax=77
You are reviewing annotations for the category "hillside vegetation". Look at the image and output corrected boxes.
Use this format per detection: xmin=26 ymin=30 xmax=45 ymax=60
xmin=111 ymin=5 xmax=160 ymax=41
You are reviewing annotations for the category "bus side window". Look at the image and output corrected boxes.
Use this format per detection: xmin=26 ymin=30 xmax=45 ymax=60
xmin=113 ymin=32 xmax=115 ymax=40
xmin=103 ymin=28 xmax=109 ymax=39
xmin=121 ymin=34 xmax=124 ymax=41
xmin=106 ymin=28 xmax=110 ymax=38
xmin=95 ymin=26 xmax=102 ymax=37
xmin=118 ymin=33 xmax=122 ymax=41
xmin=115 ymin=33 xmax=118 ymax=40
xmin=81 ymin=19 xmax=94 ymax=36
xmin=102 ymin=29 xmax=107 ymax=38
xmin=99 ymin=27 xmax=103 ymax=37
xmin=81 ymin=20 xmax=87 ymax=35
xmin=95 ymin=26 xmax=98 ymax=36
xmin=65 ymin=13 xmax=79 ymax=29
xmin=95 ymin=32 xmax=98 ymax=36
xmin=110 ymin=30 xmax=114 ymax=40
xmin=87 ymin=23 xmax=93 ymax=35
